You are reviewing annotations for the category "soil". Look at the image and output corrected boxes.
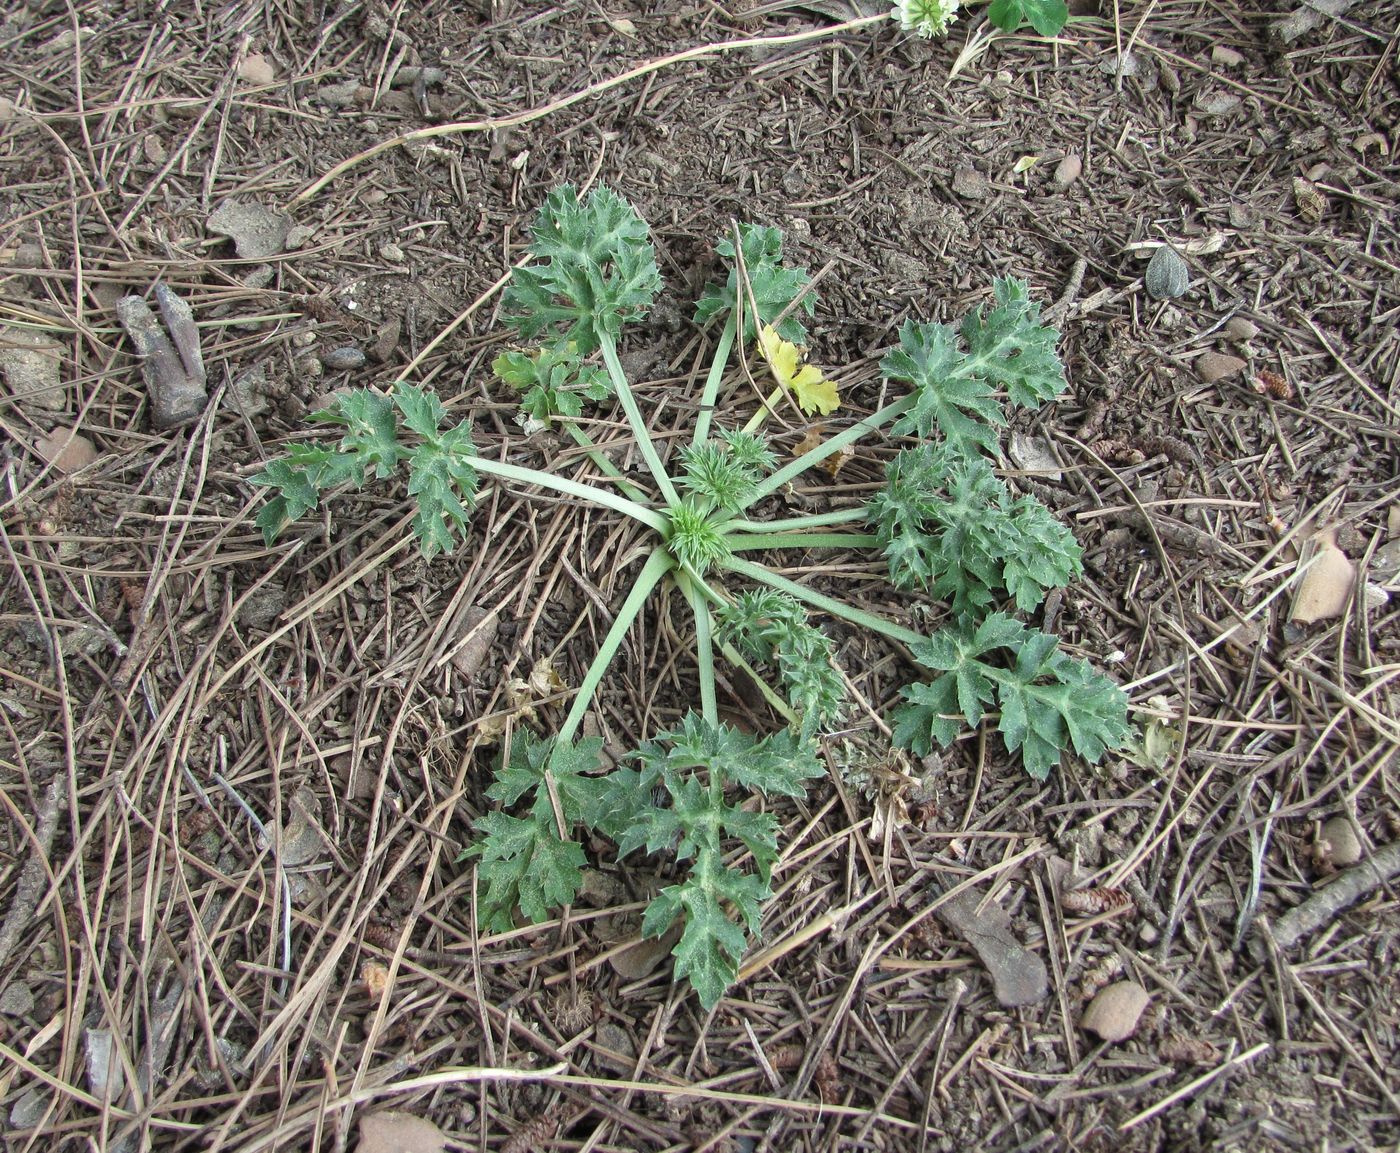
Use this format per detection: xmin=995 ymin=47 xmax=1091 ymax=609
xmin=1 ymin=0 xmax=1398 ymax=1150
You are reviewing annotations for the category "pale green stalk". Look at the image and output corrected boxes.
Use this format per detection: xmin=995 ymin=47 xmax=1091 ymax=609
xmin=556 ymin=549 xmax=674 ymax=745
xmin=690 ymin=313 xmax=738 ymax=447
xmin=716 ymin=641 xmax=800 ymax=727
xmin=721 ymin=555 xmax=924 ymax=647
xmin=724 ymin=507 xmax=870 ymax=533
xmin=560 ymin=421 xmax=647 ymax=503
xmin=726 ymin=532 xmax=880 ymax=553
xmin=470 ymin=456 xmax=667 ymax=533
xmin=678 ymin=572 xmax=718 ymax=725
xmin=739 ymin=393 xmax=916 ymax=511
xmin=599 ymin=335 xmax=680 ymax=506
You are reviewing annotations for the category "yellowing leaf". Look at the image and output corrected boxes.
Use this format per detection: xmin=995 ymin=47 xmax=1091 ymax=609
xmin=757 ymin=325 xmax=839 ymax=416
xmin=1014 ymin=155 xmax=1039 ymax=174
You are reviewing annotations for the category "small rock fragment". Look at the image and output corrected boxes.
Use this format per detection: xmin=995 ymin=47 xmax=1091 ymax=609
xmin=237 ymin=54 xmax=277 ymax=85
xmin=1051 ymin=154 xmax=1082 ymax=190
xmin=207 ymin=200 xmax=293 ymax=260
xmin=1009 ymin=432 xmax=1062 ymax=481
xmin=1144 ymin=245 xmax=1190 ymax=300
xmin=35 ymin=426 xmax=98 ymax=472
xmin=315 ymin=80 xmax=363 ymax=108
xmin=241 ymin=264 xmax=275 ymax=290
xmin=1224 ymin=316 xmax=1260 ymax=342
xmin=320 ymin=346 xmax=366 ymax=371
xmin=0 ymin=324 xmax=65 ymax=412
xmin=1099 ymin=51 xmax=1140 ymax=77
xmin=0 ymin=980 xmax=34 ymax=1016
xmin=370 ymin=317 xmax=402 ymax=363
xmin=116 ymin=287 xmax=207 ymax=429
xmin=1196 ymin=351 xmax=1246 ymax=383
xmin=285 ymin=224 xmax=315 ymax=250
xmin=1081 ymin=980 xmax=1150 ymax=1043
xmin=9 ymin=1086 xmax=51 ymax=1128
xmin=1318 ymin=816 xmax=1363 ymax=868
xmin=1195 ymin=90 xmax=1242 ymax=117
xmin=379 ymin=241 xmax=406 ymax=264
xmin=1228 ymin=203 xmax=1259 ymax=229
xmin=390 ymin=66 xmax=446 ymax=88
xmin=1290 ymin=528 xmax=1355 ymax=624
xmin=1211 ymin=45 xmax=1245 ymax=68
xmin=952 ymin=167 xmax=991 ymax=200
xmin=357 ymin=1111 xmax=448 ymax=1153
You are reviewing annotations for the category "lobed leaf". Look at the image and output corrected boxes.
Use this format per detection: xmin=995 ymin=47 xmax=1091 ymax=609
xmin=695 ymin=223 xmax=814 ymax=344
xmin=471 ymin=810 xmax=587 ymax=930
xmin=492 ymin=340 xmax=611 ymax=426
xmin=503 ymin=185 xmax=661 ymax=353
xmin=987 ymin=0 xmax=1069 ymax=37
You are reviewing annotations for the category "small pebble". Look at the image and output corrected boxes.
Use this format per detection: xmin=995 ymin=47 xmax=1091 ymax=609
xmin=952 ymin=167 xmax=991 ymax=200
xmin=1320 ymin=816 xmax=1363 ymax=867
xmin=1196 ymin=351 xmax=1246 ymax=383
xmin=284 ymin=224 xmax=315 ymax=250
xmin=1052 ymin=154 xmax=1082 ymax=190
xmin=379 ymin=241 xmax=406 ymax=264
xmin=1224 ymin=316 xmax=1260 ymax=342
xmin=238 ymin=54 xmax=276 ymax=86
xmin=1081 ymin=980 xmax=1150 ymax=1043
xmin=35 ymin=426 xmax=98 ymax=472
xmin=1211 ymin=46 xmax=1245 ymax=68
xmin=320 ymin=346 xmax=366 ymax=371
xmin=295 ymin=355 xmax=324 ymax=380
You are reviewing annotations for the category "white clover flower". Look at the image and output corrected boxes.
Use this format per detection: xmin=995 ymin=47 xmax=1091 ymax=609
xmin=891 ymin=0 xmax=960 ymax=38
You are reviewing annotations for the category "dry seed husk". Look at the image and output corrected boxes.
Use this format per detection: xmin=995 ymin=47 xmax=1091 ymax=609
xmin=1145 ymin=246 xmax=1190 ymax=299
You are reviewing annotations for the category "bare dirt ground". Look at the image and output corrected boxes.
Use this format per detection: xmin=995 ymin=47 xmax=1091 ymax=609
xmin=1 ymin=0 xmax=1398 ymax=1149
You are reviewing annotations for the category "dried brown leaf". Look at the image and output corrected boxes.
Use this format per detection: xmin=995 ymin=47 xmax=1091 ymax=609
xmin=1290 ymin=528 xmax=1355 ymax=623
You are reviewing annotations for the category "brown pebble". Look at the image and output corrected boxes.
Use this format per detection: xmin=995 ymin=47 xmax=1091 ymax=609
xmin=1196 ymin=351 xmax=1246 ymax=383
xmin=1081 ymin=980 xmax=1150 ymax=1043
xmin=1052 ymin=154 xmax=1082 ymax=189
xmin=35 ymin=426 xmax=98 ymax=472
xmin=1319 ymin=816 xmax=1363 ymax=867
xmin=1224 ymin=316 xmax=1260 ymax=342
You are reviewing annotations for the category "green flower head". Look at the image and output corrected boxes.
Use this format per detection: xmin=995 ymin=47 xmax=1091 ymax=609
xmin=892 ymin=0 xmax=959 ymax=37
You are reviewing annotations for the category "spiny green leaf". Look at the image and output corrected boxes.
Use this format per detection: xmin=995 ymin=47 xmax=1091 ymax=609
xmin=250 ymin=446 xmax=361 ymax=544
xmin=504 ymin=185 xmax=660 ymax=353
xmin=885 ymin=321 xmax=1002 ymax=456
xmin=695 ymin=223 xmax=814 ymax=344
xmin=308 ymin=388 xmax=405 ymax=479
xmin=719 ymin=429 xmax=777 ymax=475
xmin=999 ymin=496 xmax=1083 ymax=612
xmin=893 ymin=614 xmax=1128 ymax=778
xmin=470 ymin=810 xmax=587 ymax=930
xmin=960 ymin=279 xmax=1067 ymax=410
xmin=719 ymin=591 xmax=845 ymax=734
xmin=679 ymin=442 xmax=759 ymax=512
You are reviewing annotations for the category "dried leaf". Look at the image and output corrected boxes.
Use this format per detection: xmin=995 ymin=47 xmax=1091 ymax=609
xmin=357 ymin=1111 xmax=447 ymax=1153
xmin=792 ymin=424 xmax=825 ymax=458
xmin=528 ymin=657 xmax=567 ymax=697
xmin=262 ymin=785 xmax=325 ymax=866
xmin=608 ymin=921 xmax=682 ymax=980
xmin=1290 ymin=527 xmax=1355 ymax=623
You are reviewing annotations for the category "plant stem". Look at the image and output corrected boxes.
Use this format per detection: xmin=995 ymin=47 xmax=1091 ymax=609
xmin=738 ymin=393 xmax=915 ymax=511
xmin=560 ymin=421 xmax=647 ymax=503
xmin=470 ymin=456 xmax=667 ymax=533
xmin=691 ymin=314 xmax=737 ymax=447
xmin=599 ymin=335 xmax=680 ymax=506
xmin=726 ymin=532 xmax=880 ymax=553
xmin=725 ymin=507 xmax=870 ymax=533
xmin=740 ymin=385 xmax=783 ymax=437
xmin=679 ymin=572 xmax=719 ymax=726
xmin=721 ymin=555 xmax=925 ymax=647
xmin=557 ymin=549 xmax=674 ymax=745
